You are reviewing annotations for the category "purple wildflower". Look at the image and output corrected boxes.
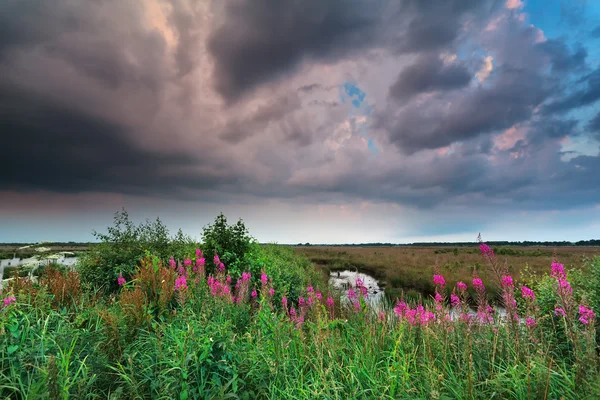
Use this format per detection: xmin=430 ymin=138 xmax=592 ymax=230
xmin=551 ymin=262 xmax=566 ymax=280
xmin=579 ymin=305 xmax=596 ymax=325
xmin=473 ymin=278 xmax=485 ymax=291
xmin=433 ymin=274 xmax=446 ymax=288
xmin=479 ymin=243 xmax=494 ymax=257
xmin=450 ymin=294 xmax=460 ymax=307
xmin=175 ymin=275 xmax=188 ymax=291
xmin=521 ymin=286 xmax=535 ymax=300
xmin=2 ymin=296 xmax=16 ymax=308
xmin=501 ymin=275 xmax=514 ymax=288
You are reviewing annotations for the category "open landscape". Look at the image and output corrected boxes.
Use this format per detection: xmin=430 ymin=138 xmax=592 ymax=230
xmin=297 ymin=245 xmax=600 ymax=302
xmin=1 ymin=212 xmax=599 ymax=399
xmin=3 ymin=0 xmax=600 ymax=398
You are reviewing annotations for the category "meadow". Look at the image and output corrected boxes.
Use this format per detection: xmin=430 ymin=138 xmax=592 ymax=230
xmin=1 ymin=211 xmax=599 ymax=399
xmin=297 ymin=245 xmax=600 ymax=302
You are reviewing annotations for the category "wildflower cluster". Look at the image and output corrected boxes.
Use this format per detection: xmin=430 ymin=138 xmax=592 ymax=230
xmin=394 ymin=301 xmax=436 ymax=326
xmin=2 ymin=296 xmax=16 ymax=308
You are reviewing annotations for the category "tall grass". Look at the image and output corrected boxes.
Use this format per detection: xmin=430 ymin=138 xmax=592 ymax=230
xmin=1 ymin=244 xmax=598 ymax=399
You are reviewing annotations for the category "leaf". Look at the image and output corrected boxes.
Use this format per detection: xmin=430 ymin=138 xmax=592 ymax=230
xmin=7 ymin=345 xmax=18 ymax=355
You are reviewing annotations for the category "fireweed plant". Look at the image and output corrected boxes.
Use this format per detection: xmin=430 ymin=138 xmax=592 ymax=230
xmin=0 ymin=231 xmax=599 ymax=398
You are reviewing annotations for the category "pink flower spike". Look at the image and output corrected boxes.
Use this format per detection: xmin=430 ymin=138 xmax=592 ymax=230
xmin=2 ymin=296 xmax=16 ymax=308
xmin=473 ymin=278 xmax=485 ymax=291
xmin=479 ymin=243 xmax=494 ymax=257
xmin=326 ymin=297 xmax=334 ymax=307
xmin=450 ymin=294 xmax=460 ymax=307
xmin=260 ymin=273 xmax=268 ymax=286
xmin=117 ymin=272 xmax=126 ymax=287
xmin=526 ymin=317 xmax=536 ymax=328
xmin=554 ymin=307 xmax=566 ymax=317
xmin=214 ymin=254 xmax=220 ymax=265
xmin=251 ymin=289 xmax=257 ymax=298
xmin=501 ymin=275 xmax=514 ymax=288
xmin=456 ymin=281 xmax=467 ymax=291
xmin=521 ymin=286 xmax=535 ymax=300
xmin=174 ymin=275 xmax=188 ymax=291
xmin=307 ymin=286 xmax=314 ymax=293
xmin=578 ymin=305 xmax=596 ymax=325
xmin=282 ymin=296 xmax=288 ymax=307
xmin=394 ymin=301 xmax=407 ymax=317
xmin=551 ymin=262 xmax=566 ymax=280
xmin=184 ymin=258 xmax=192 ymax=267
xmin=269 ymin=288 xmax=275 ymax=297
xmin=316 ymin=292 xmax=322 ymax=301
xmin=433 ymin=274 xmax=446 ymax=288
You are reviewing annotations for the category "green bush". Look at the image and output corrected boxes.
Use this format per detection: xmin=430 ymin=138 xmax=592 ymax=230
xmin=201 ymin=213 xmax=254 ymax=273
xmin=78 ymin=209 xmax=184 ymax=292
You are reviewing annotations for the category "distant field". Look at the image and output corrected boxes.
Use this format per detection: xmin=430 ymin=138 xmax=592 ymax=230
xmin=0 ymin=244 xmax=90 ymax=260
xmin=295 ymin=245 xmax=600 ymax=301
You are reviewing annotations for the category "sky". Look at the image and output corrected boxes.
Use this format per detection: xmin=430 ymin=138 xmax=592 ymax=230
xmin=1 ymin=0 xmax=600 ymax=244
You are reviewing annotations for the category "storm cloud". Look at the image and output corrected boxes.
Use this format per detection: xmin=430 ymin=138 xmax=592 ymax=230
xmin=388 ymin=53 xmax=472 ymax=101
xmin=1 ymin=0 xmax=599 ymax=242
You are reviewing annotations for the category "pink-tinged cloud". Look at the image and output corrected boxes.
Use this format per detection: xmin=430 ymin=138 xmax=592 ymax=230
xmin=505 ymin=0 xmax=524 ymax=10
xmin=435 ymin=146 xmax=452 ymax=156
xmin=495 ymin=125 xmax=527 ymax=151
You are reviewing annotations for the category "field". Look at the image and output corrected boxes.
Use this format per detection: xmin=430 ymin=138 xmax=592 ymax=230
xmin=297 ymin=245 xmax=600 ymax=301
xmin=0 ymin=244 xmax=89 ymax=260
xmin=1 ymin=213 xmax=599 ymax=399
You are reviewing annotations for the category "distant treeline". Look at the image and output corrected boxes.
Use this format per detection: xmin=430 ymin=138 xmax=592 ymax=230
xmin=2 ymin=239 xmax=600 ymax=248
xmin=292 ymin=239 xmax=600 ymax=247
xmin=0 ymin=242 xmax=92 ymax=247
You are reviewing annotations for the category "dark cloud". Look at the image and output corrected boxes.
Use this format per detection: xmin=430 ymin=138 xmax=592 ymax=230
xmin=0 ymin=84 xmax=234 ymax=197
xmin=543 ymin=68 xmax=600 ymax=114
xmin=0 ymin=0 xmax=169 ymax=93
xmin=397 ymin=0 xmax=489 ymax=53
xmin=208 ymin=0 xmax=387 ymax=101
xmin=537 ymin=39 xmax=587 ymax=73
xmin=1 ymin=0 xmax=599 ymax=221
xmin=388 ymin=53 xmax=472 ymax=101
xmin=208 ymin=0 xmax=494 ymax=101
xmin=379 ymin=65 xmax=548 ymax=153
xmin=588 ymin=112 xmax=600 ymax=134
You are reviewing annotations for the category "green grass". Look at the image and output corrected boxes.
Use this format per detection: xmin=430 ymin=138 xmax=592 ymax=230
xmin=1 ymin=247 xmax=599 ymax=399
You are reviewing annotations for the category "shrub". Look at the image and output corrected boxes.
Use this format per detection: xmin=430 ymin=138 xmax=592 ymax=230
xmin=78 ymin=209 xmax=179 ymax=292
xmin=201 ymin=213 xmax=254 ymax=273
